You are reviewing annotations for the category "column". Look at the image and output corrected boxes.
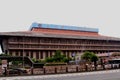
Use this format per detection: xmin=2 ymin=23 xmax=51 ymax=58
xmin=12 ymin=51 xmax=16 ymax=56
xmin=33 ymin=51 xmax=36 ymax=59
xmin=60 ymin=51 xmax=63 ymax=55
xmin=29 ymin=51 xmax=31 ymax=58
xmin=39 ymin=51 xmax=41 ymax=59
xmin=67 ymin=51 xmax=69 ymax=57
xmin=69 ymin=51 xmax=72 ymax=58
xmin=48 ymin=51 xmax=50 ymax=58
xmin=49 ymin=51 xmax=52 ymax=57
xmin=43 ymin=51 xmax=46 ymax=59
xmin=18 ymin=51 xmax=20 ymax=56
xmin=52 ymin=51 xmax=55 ymax=56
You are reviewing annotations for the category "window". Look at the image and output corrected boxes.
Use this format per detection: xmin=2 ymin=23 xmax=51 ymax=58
xmin=30 ymin=51 xmax=33 ymax=58
xmin=20 ymin=51 xmax=23 ymax=56
xmin=40 ymin=51 xmax=43 ymax=59
xmin=26 ymin=51 xmax=29 ymax=57
xmin=45 ymin=51 xmax=48 ymax=58
xmin=15 ymin=51 xmax=19 ymax=56
xmin=36 ymin=51 xmax=39 ymax=59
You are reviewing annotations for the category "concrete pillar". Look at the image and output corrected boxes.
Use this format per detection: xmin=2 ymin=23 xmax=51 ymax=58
xmin=12 ymin=51 xmax=15 ymax=56
xmin=33 ymin=51 xmax=36 ymax=59
xmin=66 ymin=51 xmax=69 ymax=57
xmin=39 ymin=51 xmax=41 ymax=59
xmin=65 ymin=51 xmax=67 ymax=57
xmin=69 ymin=51 xmax=72 ymax=58
xmin=18 ymin=51 xmax=20 ymax=56
xmin=48 ymin=51 xmax=50 ymax=58
xmin=52 ymin=51 xmax=55 ymax=56
xmin=23 ymin=51 xmax=25 ymax=57
xmin=61 ymin=51 xmax=64 ymax=55
xmin=29 ymin=51 xmax=31 ymax=58
xmin=68 ymin=51 xmax=70 ymax=57
xmin=43 ymin=51 xmax=46 ymax=59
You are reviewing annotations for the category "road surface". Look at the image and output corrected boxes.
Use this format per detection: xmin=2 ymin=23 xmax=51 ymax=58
xmin=0 ymin=69 xmax=120 ymax=80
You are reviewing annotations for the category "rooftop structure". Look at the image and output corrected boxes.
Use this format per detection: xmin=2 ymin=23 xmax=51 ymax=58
xmin=30 ymin=22 xmax=99 ymax=33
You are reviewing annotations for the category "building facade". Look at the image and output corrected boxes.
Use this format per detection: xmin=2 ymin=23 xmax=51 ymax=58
xmin=0 ymin=23 xmax=120 ymax=60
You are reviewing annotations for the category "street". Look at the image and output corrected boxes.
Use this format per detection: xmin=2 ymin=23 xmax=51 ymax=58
xmin=0 ymin=69 xmax=120 ymax=80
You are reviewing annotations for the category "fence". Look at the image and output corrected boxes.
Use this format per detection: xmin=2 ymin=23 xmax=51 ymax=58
xmin=31 ymin=64 xmax=120 ymax=75
xmin=1 ymin=64 xmax=120 ymax=76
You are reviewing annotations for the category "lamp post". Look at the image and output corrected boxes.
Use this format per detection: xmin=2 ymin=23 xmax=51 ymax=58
xmin=107 ymin=39 xmax=110 ymax=58
xmin=22 ymin=36 xmax=25 ymax=68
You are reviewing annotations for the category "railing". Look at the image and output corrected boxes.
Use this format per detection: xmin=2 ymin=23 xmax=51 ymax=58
xmin=8 ymin=47 xmax=120 ymax=51
xmin=8 ymin=41 xmax=120 ymax=47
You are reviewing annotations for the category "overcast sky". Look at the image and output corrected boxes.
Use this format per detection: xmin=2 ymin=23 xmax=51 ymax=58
xmin=0 ymin=0 xmax=120 ymax=38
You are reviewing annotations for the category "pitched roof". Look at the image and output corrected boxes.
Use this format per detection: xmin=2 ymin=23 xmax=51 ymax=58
xmin=0 ymin=31 xmax=120 ymax=41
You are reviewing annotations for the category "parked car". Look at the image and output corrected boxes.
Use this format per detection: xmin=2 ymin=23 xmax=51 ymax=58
xmin=8 ymin=68 xmax=27 ymax=75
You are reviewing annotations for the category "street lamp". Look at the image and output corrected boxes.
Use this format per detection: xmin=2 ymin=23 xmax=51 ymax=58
xmin=22 ymin=36 xmax=25 ymax=68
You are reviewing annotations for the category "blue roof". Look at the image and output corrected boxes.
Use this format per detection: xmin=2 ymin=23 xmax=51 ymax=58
xmin=30 ymin=22 xmax=99 ymax=33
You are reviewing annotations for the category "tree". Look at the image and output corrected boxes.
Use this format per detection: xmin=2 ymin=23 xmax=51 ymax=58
xmin=81 ymin=51 xmax=92 ymax=62
xmin=81 ymin=51 xmax=98 ymax=70
xmin=45 ymin=57 xmax=54 ymax=62
xmin=45 ymin=50 xmax=72 ymax=63
xmin=90 ymin=52 xmax=98 ymax=70
xmin=0 ymin=53 xmax=10 ymax=56
xmin=53 ymin=50 xmax=64 ymax=62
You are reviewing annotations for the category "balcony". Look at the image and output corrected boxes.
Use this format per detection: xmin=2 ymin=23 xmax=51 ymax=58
xmin=8 ymin=41 xmax=120 ymax=47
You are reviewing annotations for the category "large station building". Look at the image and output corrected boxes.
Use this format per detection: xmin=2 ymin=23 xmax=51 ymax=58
xmin=0 ymin=23 xmax=120 ymax=60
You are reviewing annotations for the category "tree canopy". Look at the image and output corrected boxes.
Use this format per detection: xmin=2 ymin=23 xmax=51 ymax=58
xmin=81 ymin=51 xmax=98 ymax=70
xmin=81 ymin=51 xmax=98 ymax=62
xmin=45 ymin=50 xmax=71 ymax=63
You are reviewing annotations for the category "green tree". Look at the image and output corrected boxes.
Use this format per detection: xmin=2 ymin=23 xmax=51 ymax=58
xmin=90 ymin=52 xmax=98 ymax=70
xmin=45 ymin=50 xmax=72 ymax=63
xmin=53 ymin=50 xmax=64 ymax=62
xmin=81 ymin=51 xmax=92 ymax=62
xmin=81 ymin=51 xmax=98 ymax=70
xmin=0 ymin=53 xmax=10 ymax=56
xmin=45 ymin=57 xmax=54 ymax=62
xmin=31 ymin=58 xmax=36 ymax=63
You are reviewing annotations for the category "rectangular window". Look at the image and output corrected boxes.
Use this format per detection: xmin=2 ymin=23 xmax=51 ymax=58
xmin=40 ymin=51 xmax=43 ymax=59
xmin=20 ymin=51 xmax=23 ymax=56
xmin=50 ymin=51 xmax=52 ymax=57
xmin=67 ymin=52 xmax=69 ymax=57
xmin=26 ymin=51 xmax=29 ymax=57
xmin=46 ymin=51 xmax=48 ymax=58
xmin=16 ymin=51 xmax=19 ymax=56
xmin=36 ymin=51 xmax=39 ymax=59
xmin=31 ymin=51 xmax=33 ymax=58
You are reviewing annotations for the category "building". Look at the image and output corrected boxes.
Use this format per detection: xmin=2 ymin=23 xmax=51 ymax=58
xmin=0 ymin=22 xmax=120 ymax=60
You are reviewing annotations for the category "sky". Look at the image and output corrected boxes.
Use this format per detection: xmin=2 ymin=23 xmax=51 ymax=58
xmin=0 ymin=0 xmax=120 ymax=53
xmin=0 ymin=0 xmax=120 ymax=37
